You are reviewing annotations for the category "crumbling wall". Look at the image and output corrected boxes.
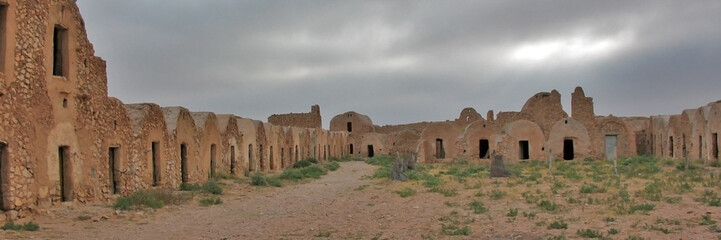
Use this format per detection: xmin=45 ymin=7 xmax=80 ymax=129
xmin=520 ymin=90 xmax=569 ymax=136
xmin=267 ymin=104 xmax=321 ymax=129
xmin=455 ymin=107 xmax=483 ymax=126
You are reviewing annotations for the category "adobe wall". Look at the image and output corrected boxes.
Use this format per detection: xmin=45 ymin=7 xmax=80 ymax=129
xmin=125 ymin=103 xmax=174 ymax=190
xmin=499 ymin=120 xmax=546 ymax=161
xmin=520 ymin=90 xmax=569 ymax=136
xmin=267 ymin=104 xmax=321 ymax=129
xmin=417 ymin=122 xmax=463 ymax=163
xmin=595 ymin=116 xmax=636 ymax=159
xmin=461 ymin=120 xmax=500 ymax=160
xmin=216 ymin=115 xmax=242 ymax=175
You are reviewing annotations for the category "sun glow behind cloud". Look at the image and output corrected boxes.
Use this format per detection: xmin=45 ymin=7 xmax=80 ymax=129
xmin=509 ymin=32 xmax=633 ymax=64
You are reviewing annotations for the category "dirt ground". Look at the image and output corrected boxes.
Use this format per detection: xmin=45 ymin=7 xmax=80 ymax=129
xmin=3 ymin=160 xmax=721 ymax=239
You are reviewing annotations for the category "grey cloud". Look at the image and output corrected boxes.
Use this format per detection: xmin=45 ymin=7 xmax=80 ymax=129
xmin=78 ymin=1 xmax=721 ymax=127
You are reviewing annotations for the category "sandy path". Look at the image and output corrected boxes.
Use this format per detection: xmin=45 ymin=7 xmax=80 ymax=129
xmin=18 ymin=161 xmax=440 ymax=240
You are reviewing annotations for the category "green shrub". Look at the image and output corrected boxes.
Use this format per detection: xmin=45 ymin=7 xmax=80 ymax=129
xmin=430 ymin=187 xmax=458 ymax=197
xmin=199 ymin=197 xmax=223 ymax=206
xmin=628 ymin=203 xmax=655 ymax=214
xmin=440 ymin=224 xmax=471 ymax=236
xmin=250 ymin=173 xmax=283 ymax=187
xmin=548 ymin=220 xmax=568 ymax=229
xmin=395 ymin=187 xmax=417 ymax=197
xmin=280 ymin=169 xmax=305 ymax=181
xmin=202 ymin=181 xmax=223 ymax=195
xmin=537 ymin=200 xmax=559 ymax=212
xmin=607 ymin=228 xmax=619 ymax=235
xmin=300 ymin=165 xmax=327 ymax=179
xmin=324 ymin=162 xmax=340 ymax=171
xmin=506 ymin=208 xmax=518 ymax=218
xmin=489 ymin=189 xmax=507 ymax=200
xmin=0 ymin=221 xmax=39 ymax=231
xmin=372 ymin=167 xmax=391 ymax=179
xmin=576 ymin=229 xmax=603 ymax=238
xmin=179 ymin=182 xmax=201 ymax=191
xmin=113 ymin=189 xmax=187 ymax=210
xmin=423 ymin=175 xmax=443 ymax=188
xmin=469 ymin=200 xmax=488 ymax=214
xmin=306 ymin=158 xmax=319 ymax=164
xmin=293 ymin=160 xmax=312 ymax=168
xmin=579 ymin=183 xmax=606 ymax=194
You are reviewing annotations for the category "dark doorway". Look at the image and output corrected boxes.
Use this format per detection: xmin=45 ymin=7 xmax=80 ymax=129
xmin=248 ymin=144 xmax=254 ymax=172
xmin=519 ymin=141 xmax=530 ymax=160
xmin=295 ymin=145 xmax=299 ymax=162
xmin=436 ymin=138 xmax=445 ymax=159
xmin=347 ymin=122 xmax=353 ymax=132
xmin=713 ymin=133 xmax=719 ymax=160
xmin=230 ymin=145 xmax=236 ymax=174
xmin=59 ymin=146 xmax=72 ymax=202
xmin=349 ymin=144 xmax=354 ymax=154
xmin=367 ymin=145 xmax=375 ymax=158
xmin=152 ymin=142 xmax=160 ymax=186
xmin=180 ymin=144 xmax=188 ymax=183
xmin=682 ymin=134 xmax=687 ymax=158
xmin=269 ymin=146 xmax=274 ymax=170
xmin=669 ymin=136 xmax=674 ymax=158
xmin=0 ymin=142 xmax=5 ymax=209
xmin=210 ymin=144 xmax=217 ymax=176
xmin=109 ymin=147 xmax=119 ymax=194
xmin=563 ymin=139 xmax=574 ymax=160
xmin=699 ymin=136 xmax=703 ymax=160
xmin=479 ymin=139 xmax=490 ymax=159
xmin=281 ymin=147 xmax=285 ymax=169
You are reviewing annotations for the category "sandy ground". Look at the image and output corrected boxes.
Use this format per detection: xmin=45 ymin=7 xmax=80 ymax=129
xmin=3 ymin=161 xmax=721 ymax=239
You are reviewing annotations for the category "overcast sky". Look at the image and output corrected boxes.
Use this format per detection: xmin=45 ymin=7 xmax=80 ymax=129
xmin=76 ymin=1 xmax=721 ymax=128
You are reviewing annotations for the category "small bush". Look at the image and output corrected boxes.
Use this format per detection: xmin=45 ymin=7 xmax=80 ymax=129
xmin=306 ymin=158 xmax=319 ymax=164
xmin=300 ymin=165 xmax=327 ymax=179
xmin=0 ymin=221 xmax=39 ymax=231
xmin=199 ymin=197 xmax=222 ymax=206
xmin=202 ymin=181 xmax=223 ymax=195
xmin=441 ymin=224 xmax=471 ymax=236
xmin=579 ymin=183 xmax=606 ymax=194
xmin=576 ymin=229 xmax=603 ymax=238
xmin=113 ymin=189 xmax=186 ymax=210
xmin=179 ymin=182 xmax=201 ymax=191
xmin=430 ymin=187 xmax=458 ymax=197
xmin=373 ymin=167 xmax=392 ymax=179
xmin=293 ymin=160 xmax=312 ymax=168
xmin=607 ymin=228 xmax=620 ymax=235
xmin=469 ymin=200 xmax=488 ymax=214
xmin=506 ymin=208 xmax=518 ymax=218
xmin=548 ymin=220 xmax=568 ymax=229
xmin=280 ymin=169 xmax=305 ymax=181
xmin=395 ymin=187 xmax=417 ymax=197
xmin=324 ymin=162 xmax=340 ymax=171
xmin=629 ymin=203 xmax=655 ymax=214
xmin=537 ymin=200 xmax=559 ymax=212
xmin=489 ymin=189 xmax=507 ymax=200
xmin=250 ymin=173 xmax=283 ymax=187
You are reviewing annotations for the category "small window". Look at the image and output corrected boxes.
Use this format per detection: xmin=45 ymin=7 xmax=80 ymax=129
xmin=0 ymin=4 xmax=8 ymax=72
xmin=347 ymin=122 xmax=352 ymax=132
xmin=53 ymin=25 xmax=68 ymax=77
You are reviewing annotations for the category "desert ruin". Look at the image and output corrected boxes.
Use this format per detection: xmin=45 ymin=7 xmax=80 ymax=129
xmin=0 ymin=2 xmax=720 ymax=233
